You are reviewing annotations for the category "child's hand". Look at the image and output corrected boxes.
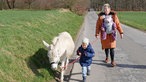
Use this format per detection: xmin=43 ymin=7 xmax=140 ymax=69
xmin=78 ymin=52 xmax=81 ymax=56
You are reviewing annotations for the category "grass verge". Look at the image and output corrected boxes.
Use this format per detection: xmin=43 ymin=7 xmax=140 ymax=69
xmin=118 ymin=11 xmax=146 ymax=31
xmin=0 ymin=9 xmax=83 ymax=82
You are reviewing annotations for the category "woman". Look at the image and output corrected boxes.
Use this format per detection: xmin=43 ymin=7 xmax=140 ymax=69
xmin=95 ymin=4 xmax=123 ymax=67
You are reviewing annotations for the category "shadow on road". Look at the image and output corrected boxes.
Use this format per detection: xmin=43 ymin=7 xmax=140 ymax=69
xmin=70 ymin=72 xmax=82 ymax=76
xmin=69 ymin=78 xmax=82 ymax=82
xmin=92 ymin=60 xmax=114 ymax=67
xmin=92 ymin=60 xmax=146 ymax=69
xmin=117 ymin=64 xmax=146 ymax=69
xmin=64 ymin=59 xmax=81 ymax=82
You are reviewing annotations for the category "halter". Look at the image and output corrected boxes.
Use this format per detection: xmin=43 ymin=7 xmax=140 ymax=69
xmin=50 ymin=62 xmax=57 ymax=65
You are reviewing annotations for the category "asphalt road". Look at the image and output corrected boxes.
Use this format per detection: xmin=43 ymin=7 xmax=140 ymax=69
xmin=69 ymin=11 xmax=146 ymax=82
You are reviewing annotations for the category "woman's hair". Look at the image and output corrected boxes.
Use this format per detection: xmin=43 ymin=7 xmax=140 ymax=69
xmin=102 ymin=3 xmax=111 ymax=12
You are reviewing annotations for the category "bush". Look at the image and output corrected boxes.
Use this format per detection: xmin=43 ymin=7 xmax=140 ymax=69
xmin=0 ymin=0 xmax=90 ymax=15
xmin=70 ymin=0 xmax=90 ymax=15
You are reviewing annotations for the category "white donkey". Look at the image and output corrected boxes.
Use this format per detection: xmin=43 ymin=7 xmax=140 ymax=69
xmin=43 ymin=32 xmax=75 ymax=82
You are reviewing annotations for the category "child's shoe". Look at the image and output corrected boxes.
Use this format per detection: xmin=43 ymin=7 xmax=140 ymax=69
xmin=87 ymin=70 xmax=90 ymax=76
xmin=83 ymin=76 xmax=86 ymax=82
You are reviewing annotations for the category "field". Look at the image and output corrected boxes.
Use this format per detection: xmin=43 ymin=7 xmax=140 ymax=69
xmin=118 ymin=11 xmax=146 ymax=31
xmin=0 ymin=9 xmax=83 ymax=82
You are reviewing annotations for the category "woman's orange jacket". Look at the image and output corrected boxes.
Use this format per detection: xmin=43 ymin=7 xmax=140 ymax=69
xmin=95 ymin=11 xmax=123 ymax=49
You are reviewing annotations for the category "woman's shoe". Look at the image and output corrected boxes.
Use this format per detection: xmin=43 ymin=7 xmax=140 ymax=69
xmin=105 ymin=58 xmax=109 ymax=63
xmin=111 ymin=61 xmax=116 ymax=67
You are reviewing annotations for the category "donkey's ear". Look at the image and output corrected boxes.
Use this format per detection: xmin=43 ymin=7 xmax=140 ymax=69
xmin=42 ymin=40 xmax=50 ymax=48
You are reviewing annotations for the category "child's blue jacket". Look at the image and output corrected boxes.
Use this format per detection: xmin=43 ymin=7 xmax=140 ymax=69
xmin=77 ymin=43 xmax=95 ymax=67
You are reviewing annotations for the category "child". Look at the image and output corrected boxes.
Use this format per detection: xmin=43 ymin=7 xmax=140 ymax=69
xmin=101 ymin=15 xmax=116 ymax=40
xmin=77 ymin=38 xmax=95 ymax=82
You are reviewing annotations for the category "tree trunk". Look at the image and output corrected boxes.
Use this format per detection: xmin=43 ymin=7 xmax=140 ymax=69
xmin=6 ymin=0 xmax=11 ymax=9
xmin=12 ymin=0 xmax=15 ymax=9
xmin=0 ymin=0 xmax=2 ymax=10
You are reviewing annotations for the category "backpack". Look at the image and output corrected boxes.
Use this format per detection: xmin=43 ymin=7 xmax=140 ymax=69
xmin=101 ymin=15 xmax=116 ymax=40
xmin=102 ymin=15 xmax=115 ymax=34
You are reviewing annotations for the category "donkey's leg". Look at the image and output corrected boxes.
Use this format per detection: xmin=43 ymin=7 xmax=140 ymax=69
xmin=65 ymin=58 xmax=69 ymax=70
xmin=60 ymin=60 xmax=65 ymax=82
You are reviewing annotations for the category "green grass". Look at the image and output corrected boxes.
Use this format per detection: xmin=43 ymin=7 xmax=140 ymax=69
xmin=0 ymin=9 xmax=83 ymax=82
xmin=118 ymin=11 xmax=146 ymax=31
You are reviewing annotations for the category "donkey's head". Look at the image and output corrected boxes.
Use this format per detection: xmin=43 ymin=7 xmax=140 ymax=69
xmin=43 ymin=40 xmax=60 ymax=70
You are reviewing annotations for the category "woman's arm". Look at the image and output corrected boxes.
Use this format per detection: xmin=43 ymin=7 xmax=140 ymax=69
xmin=95 ymin=15 xmax=102 ymax=38
xmin=114 ymin=14 xmax=124 ymax=39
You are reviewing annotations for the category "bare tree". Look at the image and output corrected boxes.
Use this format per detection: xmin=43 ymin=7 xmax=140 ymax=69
xmin=5 ymin=0 xmax=15 ymax=9
xmin=24 ymin=0 xmax=35 ymax=9
xmin=6 ymin=0 xmax=11 ymax=9
xmin=63 ymin=0 xmax=75 ymax=9
xmin=1 ymin=0 xmax=146 ymax=11
xmin=11 ymin=0 xmax=15 ymax=9
xmin=0 ymin=0 xmax=3 ymax=10
xmin=140 ymin=0 xmax=144 ymax=10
